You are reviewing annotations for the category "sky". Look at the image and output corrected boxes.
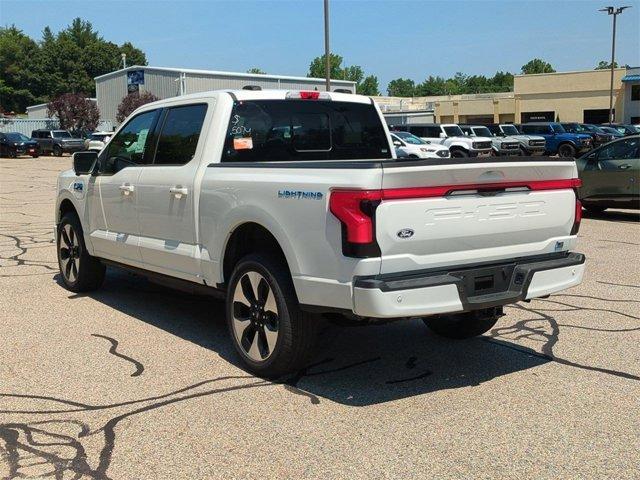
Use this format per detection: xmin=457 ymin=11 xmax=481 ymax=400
xmin=1 ymin=0 xmax=639 ymax=92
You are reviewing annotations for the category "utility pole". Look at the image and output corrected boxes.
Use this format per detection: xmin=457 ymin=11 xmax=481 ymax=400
xmin=599 ymin=6 xmax=631 ymax=123
xmin=121 ymin=53 xmax=127 ymax=69
xmin=324 ymin=0 xmax=331 ymax=92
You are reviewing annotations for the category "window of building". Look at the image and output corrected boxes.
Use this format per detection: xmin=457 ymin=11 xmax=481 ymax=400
xmin=154 ymin=104 xmax=208 ymax=165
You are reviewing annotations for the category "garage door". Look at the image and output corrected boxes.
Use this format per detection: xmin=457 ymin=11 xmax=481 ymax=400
xmin=584 ymin=109 xmax=613 ymax=124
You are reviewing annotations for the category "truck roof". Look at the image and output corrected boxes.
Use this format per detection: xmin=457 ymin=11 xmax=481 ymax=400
xmin=140 ymin=89 xmax=373 ymax=108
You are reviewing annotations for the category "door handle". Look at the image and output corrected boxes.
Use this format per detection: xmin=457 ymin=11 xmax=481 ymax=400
xmin=618 ymin=164 xmax=631 ymax=170
xmin=170 ymin=186 xmax=189 ymax=197
xmin=119 ymin=184 xmax=135 ymax=195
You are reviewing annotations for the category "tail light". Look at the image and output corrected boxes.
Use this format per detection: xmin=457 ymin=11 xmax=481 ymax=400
xmin=329 ymin=190 xmax=381 ymax=257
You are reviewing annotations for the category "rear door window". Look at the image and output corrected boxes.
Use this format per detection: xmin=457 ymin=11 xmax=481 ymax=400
xmin=221 ymin=100 xmax=389 ymax=162
xmin=153 ymin=104 xmax=208 ymax=165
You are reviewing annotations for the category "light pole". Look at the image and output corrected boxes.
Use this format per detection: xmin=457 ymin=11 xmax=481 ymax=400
xmin=599 ymin=6 xmax=631 ymax=124
xmin=324 ymin=0 xmax=331 ymax=92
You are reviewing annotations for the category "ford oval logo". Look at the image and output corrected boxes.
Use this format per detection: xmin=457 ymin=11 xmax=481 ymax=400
xmin=397 ymin=228 xmax=414 ymax=239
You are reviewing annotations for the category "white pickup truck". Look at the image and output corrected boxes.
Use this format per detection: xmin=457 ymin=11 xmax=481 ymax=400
xmin=391 ymin=123 xmax=494 ymax=158
xmin=56 ymin=89 xmax=585 ymax=377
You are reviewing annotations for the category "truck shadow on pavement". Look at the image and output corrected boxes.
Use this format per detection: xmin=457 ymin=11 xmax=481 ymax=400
xmin=61 ymin=268 xmax=553 ymax=406
xmin=2 ymin=269 xmax=637 ymax=479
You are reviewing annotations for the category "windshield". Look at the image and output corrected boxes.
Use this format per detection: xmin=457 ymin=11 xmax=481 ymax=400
xmin=394 ymin=131 xmax=425 ymax=145
xmin=501 ymin=125 xmax=520 ymax=136
xmin=582 ymin=124 xmax=602 ymax=133
xmin=52 ymin=131 xmax=72 ymax=138
xmin=6 ymin=133 xmax=31 ymax=142
xmin=566 ymin=124 xmax=585 ymax=133
xmin=552 ymin=124 xmax=567 ymax=134
xmin=443 ymin=125 xmax=464 ymax=137
xmin=472 ymin=127 xmax=493 ymax=138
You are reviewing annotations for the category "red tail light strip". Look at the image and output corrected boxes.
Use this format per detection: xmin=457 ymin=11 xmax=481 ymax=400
xmin=329 ymin=178 xmax=582 ymax=245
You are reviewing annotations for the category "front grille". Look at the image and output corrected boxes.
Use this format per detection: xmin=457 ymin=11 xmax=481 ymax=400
xmin=529 ymin=140 xmax=545 ymax=147
xmin=473 ymin=141 xmax=491 ymax=150
xmin=502 ymin=143 xmax=519 ymax=149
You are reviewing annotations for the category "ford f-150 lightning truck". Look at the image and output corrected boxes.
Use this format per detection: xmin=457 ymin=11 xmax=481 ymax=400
xmin=55 ymin=89 xmax=586 ymax=376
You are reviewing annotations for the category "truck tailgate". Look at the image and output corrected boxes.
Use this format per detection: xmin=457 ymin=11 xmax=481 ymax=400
xmin=377 ymin=159 xmax=580 ymax=274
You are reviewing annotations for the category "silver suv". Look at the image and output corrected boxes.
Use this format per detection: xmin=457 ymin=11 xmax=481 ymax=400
xmin=487 ymin=124 xmax=546 ymax=156
xmin=461 ymin=125 xmax=521 ymax=156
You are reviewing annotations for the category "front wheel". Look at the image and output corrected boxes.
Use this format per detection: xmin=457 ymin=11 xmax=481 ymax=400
xmin=226 ymin=254 xmax=318 ymax=377
xmin=53 ymin=145 xmax=63 ymax=156
xmin=558 ymin=143 xmax=576 ymax=158
xmin=422 ymin=307 xmax=503 ymax=339
xmin=57 ymin=212 xmax=105 ymax=292
xmin=450 ymin=149 xmax=469 ymax=158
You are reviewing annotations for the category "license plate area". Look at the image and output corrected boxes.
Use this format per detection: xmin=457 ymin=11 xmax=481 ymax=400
xmin=452 ymin=264 xmax=516 ymax=297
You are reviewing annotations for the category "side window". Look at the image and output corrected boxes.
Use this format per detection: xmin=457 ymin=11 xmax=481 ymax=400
xmin=598 ymin=138 xmax=640 ymax=169
xmin=102 ymin=109 xmax=159 ymax=173
xmin=153 ymin=104 xmax=208 ymax=165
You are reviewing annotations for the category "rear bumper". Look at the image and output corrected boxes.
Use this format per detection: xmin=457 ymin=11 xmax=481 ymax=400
xmin=352 ymin=252 xmax=585 ymax=318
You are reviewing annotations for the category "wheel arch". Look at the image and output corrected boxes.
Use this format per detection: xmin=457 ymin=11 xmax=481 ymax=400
xmin=220 ymin=221 xmax=296 ymax=290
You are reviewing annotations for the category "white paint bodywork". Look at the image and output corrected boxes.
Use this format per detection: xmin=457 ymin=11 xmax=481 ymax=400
xmin=56 ymin=89 xmax=584 ymax=319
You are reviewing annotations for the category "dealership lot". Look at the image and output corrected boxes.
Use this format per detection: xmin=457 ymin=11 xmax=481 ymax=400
xmin=1 ymin=156 xmax=639 ymax=479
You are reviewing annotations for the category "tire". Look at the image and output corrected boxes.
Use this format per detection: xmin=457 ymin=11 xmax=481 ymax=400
xmin=558 ymin=143 xmax=576 ymax=158
xmin=8 ymin=149 xmax=17 ymax=158
xmin=56 ymin=212 xmax=105 ymax=292
xmin=451 ymin=149 xmax=469 ymax=158
xmin=423 ymin=307 xmax=503 ymax=339
xmin=584 ymin=205 xmax=607 ymax=214
xmin=225 ymin=253 xmax=318 ymax=378
xmin=53 ymin=145 xmax=63 ymax=157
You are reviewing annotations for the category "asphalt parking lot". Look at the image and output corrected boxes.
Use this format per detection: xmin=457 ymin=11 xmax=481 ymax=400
xmin=1 ymin=155 xmax=639 ymax=479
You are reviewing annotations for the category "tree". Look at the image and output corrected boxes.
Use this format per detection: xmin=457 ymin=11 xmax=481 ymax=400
xmin=521 ymin=58 xmax=556 ymax=74
xmin=247 ymin=68 xmax=266 ymax=74
xmin=387 ymin=78 xmax=415 ymax=97
xmin=308 ymin=53 xmax=344 ymax=80
xmin=116 ymin=91 xmax=158 ymax=123
xmin=47 ymin=93 xmax=99 ymax=131
xmin=358 ymin=75 xmax=379 ymax=96
xmin=0 ymin=18 xmax=148 ymax=112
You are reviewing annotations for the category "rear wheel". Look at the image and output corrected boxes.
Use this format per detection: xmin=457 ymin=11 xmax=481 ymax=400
xmin=226 ymin=254 xmax=318 ymax=377
xmin=57 ymin=212 xmax=105 ymax=292
xmin=558 ymin=143 xmax=576 ymax=158
xmin=451 ymin=148 xmax=469 ymax=158
xmin=423 ymin=307 xmax=503 ymax=339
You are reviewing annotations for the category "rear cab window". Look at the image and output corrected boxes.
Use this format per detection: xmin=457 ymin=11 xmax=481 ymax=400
xmin=221 ymin=100 xmax=390 ymax=162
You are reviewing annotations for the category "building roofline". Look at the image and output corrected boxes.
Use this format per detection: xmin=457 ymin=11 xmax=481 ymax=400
xmin=26 ymin=98 xmax=96 ymax=110
xmin=514 ymin=68 xmax=627 ymax=78
xmin=94 ymin=65 xmax=356 ymax=86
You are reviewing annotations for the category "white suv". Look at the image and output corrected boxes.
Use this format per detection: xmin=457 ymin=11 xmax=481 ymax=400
xmin=55 ymin=89 xmax=585 ymax=376
xmin=394 ymin=123 xmax=493 ymax=158
xmin=390 ymin=131 xmax=450 ymax=159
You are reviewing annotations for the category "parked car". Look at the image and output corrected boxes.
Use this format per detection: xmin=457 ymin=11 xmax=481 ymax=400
xmin=390 ymin=131 xmax=450 ymax=159
xmin=601 ymin=123 xmax=640 ymax=136
xmin=460 ymin=125 xmax=520 ymax=156
xmin=31 ymin=129 xmax=85 ymax=156
xmin=486 ymin=124 xmax=546 ymax=156
xmin=599 ymin=125 xmax=626 ymax=139
xmin=576 ymin=135 xmax=639 ymax=212
xmin=520 ymin=122 xmax=592 ymax=157
xmin=84 ymin=131 xmax=113 ymax=151
xmin=0 ymin=132 xmax=39 ymax=158
xmin=55 ymin=89 xmax=585 ymax=376
xmin=561 ymin=123 xmax=614 ymax=148
xmin=390 ymin=123 xmax=492 ymax=158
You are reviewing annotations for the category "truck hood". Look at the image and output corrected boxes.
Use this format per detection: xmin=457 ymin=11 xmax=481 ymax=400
xmin=510 ymin=134 xmax=545 ymax=142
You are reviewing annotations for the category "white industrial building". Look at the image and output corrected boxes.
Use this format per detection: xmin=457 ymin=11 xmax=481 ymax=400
xmin=95 ymin=66 xmax=357 ymax=124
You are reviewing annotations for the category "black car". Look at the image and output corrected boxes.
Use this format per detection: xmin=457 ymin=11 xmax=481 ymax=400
xmin=31 ymin=129 xmax=85 ymax=156
xmin=0 ymin=132 xmax=39 ymax=158
xmin=561 ymin=123 xmax=614 ymax=147
xmin=601 ymin=124 xmax=640 ymax=136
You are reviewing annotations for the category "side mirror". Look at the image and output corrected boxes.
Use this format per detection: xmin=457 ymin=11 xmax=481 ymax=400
xmin=73 ymin=151 xmax=98 ymax=176
xmin=439 ymin=132 xmax=446 ymax=138
xmin=393 ymin=140 xmax=402 ymax=147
